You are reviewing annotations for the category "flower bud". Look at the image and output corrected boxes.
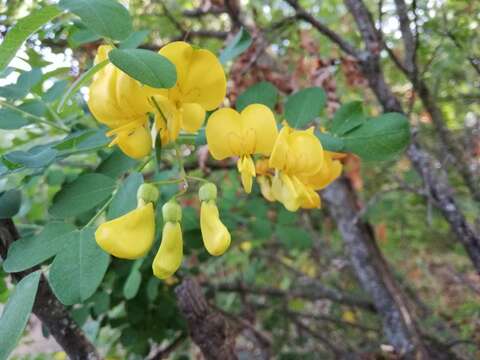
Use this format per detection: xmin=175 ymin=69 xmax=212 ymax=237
xmin=162 ymin=201 xmax=182 ymax=223
xmin=137 ymin=183 xmax=159 ymax=205
xmin=200 ymin=200 xmax=231 ymax=256
xmin=95 ymin=203 xmax=155 ymax=259
xmin=152 ymin=222 xmax=183 ymax=279
xmin=198 ymin=182 xmax=217 ymax=202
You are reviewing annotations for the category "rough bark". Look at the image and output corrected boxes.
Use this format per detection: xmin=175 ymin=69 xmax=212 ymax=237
xmin=175 ymin=278 xmax=237 ymax=360
xmin=392 ymin=0 xmax=480 ymax=203
xmin=342 ymin=0 xmax=480 ymax=273
xmin=322 ymin=179 xmax=429 ymax=358
xmin=0 ymin=219 xmax=100 ymax=360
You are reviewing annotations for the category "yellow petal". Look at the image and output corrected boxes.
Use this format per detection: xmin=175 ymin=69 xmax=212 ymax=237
xmin=115 ymin=70 xmax=155 ymax=116
xmin=206 ymin=108 xmax=243 ymax=159
xmin=206 ymin=105 xmax=278 ymax=160
xmin=272 ymin=172 xmax=302 ymax=212
xmin=88 ymin=45 xmax=152 ymax=129
xmin=269 ymin=124 xmax=324 ymax=176
xmin=302 ymin=151 xmax=343 ymax=190
xmin=95 ymin=203 xmax=155 ymax=259
xmin=113 ymin=124 xmax=152 ymax=159
xmin=268 ymin=126 xmax=291 ymax=171
xmin=152 ymin=95 xmax=181 ymax=144
xmin=159 ymin=41 xmax=226 ymax=110
xmin=152 ymin=222 xmax=183 ymax=279
xmin=257 ymin=175 xmax=276 ymax=202
xmin=200 ymin=201 xmax=231 ymax=256
xmin=237 ymin=155 xmax=256 ymax=193
xmin=240 ymin=104 xmax=278 ymax=156
xmin=181 ymin=102 xmax=206 ymax=133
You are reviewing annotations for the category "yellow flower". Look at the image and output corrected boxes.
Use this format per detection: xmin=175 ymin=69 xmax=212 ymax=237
xmin=206 ymin=104 xmax=278 ymax=193
xmin=200 ymin=201 xmax=231 ymax=256
xmin=95 ymin=203 xmax=155 ymax=259
xmin=266 ymin=124 xmax=325 ymax=211
xmin=88 ymin=45 xmax=155 ymax=159
xmin=198 ymin=183 xmax=231 ymax=256
xmin=152 ymin=201 xmax=183 ymax=279
xmin=152 ymin=41 xmax=226 ymax=144
xmin=152 ymin=221 xmax=183 ymax=279
xmin=269 ymin=124 xmax=324 ymax=176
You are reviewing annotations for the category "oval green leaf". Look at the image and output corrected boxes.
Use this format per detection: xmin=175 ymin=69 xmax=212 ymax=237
xmin=3 ymin=223 xmax=77 ymax=273
xmin=0 ymin=271 xmax=41 ymax=360
xmin=59 ymin=0 xmax=132 ymax=41
xmin=236 ymin=81 xmax=278 ymax=112
xmin=343 ymin=112 xmax=410 ymax=161
xmin=220 ymin=27 xmax=252 ymax=64
xmin=48 ymin=228 xmax=110 ymax=305
xmin=108 ymin=48 xmax=176 ymax=89
xmin=0 ymin=190 xmax=22 ymax=219
xmin=285 ymin=87 xmax=326 ymax=128
xmin=49 ymin=173 xmax=116 ymax=218
xmin=0 ymin=5 xmax=62 ymax=73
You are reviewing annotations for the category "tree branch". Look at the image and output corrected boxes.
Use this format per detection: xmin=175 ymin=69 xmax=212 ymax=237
xmin=205 ymin=280 xmax=375 ymax=312
xmin=284 ymin=0 xmax=359 ymax=58
xmin=175 ymin=278 xmax=237 ymax=359
xmin=0 ymin=219 xmax=100 ymax=360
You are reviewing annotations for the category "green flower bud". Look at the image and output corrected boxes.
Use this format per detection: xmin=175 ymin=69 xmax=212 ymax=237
xmin=137 ymin=183 xmax=160 ymax=204
xmin=162 ymin=200 xmax=182 ymax=223
xmin=198 ymin=183 xmax=217 ymax=202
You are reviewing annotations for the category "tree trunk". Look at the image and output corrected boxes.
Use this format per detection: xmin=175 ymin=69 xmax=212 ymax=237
xmin=0 ymin=219 xmax=100 ymax=360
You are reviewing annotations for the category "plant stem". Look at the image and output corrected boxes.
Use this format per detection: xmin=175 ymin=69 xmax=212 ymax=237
xmin=0 ymin=99 xmax=70 ymax=133
xmin=82 ymin=192 xmax=116 ymax=229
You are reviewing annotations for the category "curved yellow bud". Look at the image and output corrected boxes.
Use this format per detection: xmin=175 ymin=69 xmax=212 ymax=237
xmin=95 ymin=203 xmax=155 ymax=259
xmin=152 ymin=222 xmax=183 ymax=279
xmin=200 ymin=201 xmax=231 ymax=256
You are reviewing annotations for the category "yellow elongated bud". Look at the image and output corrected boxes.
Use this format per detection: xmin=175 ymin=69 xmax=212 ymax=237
xmin=95 ymin=203 xmax=155 ymax=259
xmin=152 ymin=222 xmax=183 ymax=279
xmin=200 ymin=200 xmax=231 ymax=256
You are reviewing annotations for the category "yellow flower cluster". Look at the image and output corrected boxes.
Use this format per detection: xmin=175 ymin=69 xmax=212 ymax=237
xmin=88 ymin=41 xmax=226 ymax=158
xmin=88 ymin=39 xmax=343 ymax=281
xmin=95 ymin=183 xmax=230 ymax=279
xmin=206 ymin=108 xmax=342 ymax=211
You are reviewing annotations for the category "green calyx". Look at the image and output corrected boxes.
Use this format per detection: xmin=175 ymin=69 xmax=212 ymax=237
xmin=162 ymin=200 xmax=182 ymax=223
xmin=137 ymin=183 xmax=160 ymax=205
xmin=199 ymin=182 xmax=217 ymax=202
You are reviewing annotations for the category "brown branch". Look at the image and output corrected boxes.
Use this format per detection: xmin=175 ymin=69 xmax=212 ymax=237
xmin=175 ymin=278 xmax=237 ymax=360
xmin=182 ymin=6 xmax=225 ymax=18
xmin=0 ymin=219 xmax=100 ymax=360
xmin=284 ymin=0 xmax=359 ymax=58
xmin=340 ymin=0 xmax=480 ymax=271
xmin=148 ymin=333 xmax=187 ymax=360
xmin=394 ymin=0 xmax=417 ymax=75
xmin=224 ymin=0 xmax=244 ymax=31
xmin=322 ymin=178 xmax=430 ymax=358
xmin=205 ymin=281 xmax=375 ymax=312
